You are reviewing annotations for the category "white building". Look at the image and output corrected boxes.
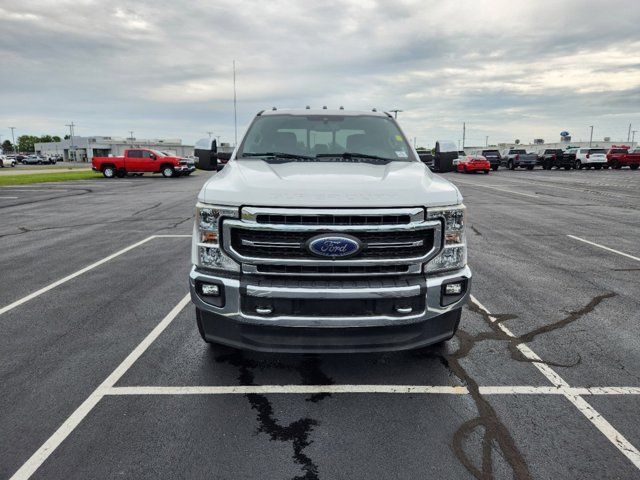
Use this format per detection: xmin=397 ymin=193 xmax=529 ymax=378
xmin=34 ymin=136 xmax=194 ymax=162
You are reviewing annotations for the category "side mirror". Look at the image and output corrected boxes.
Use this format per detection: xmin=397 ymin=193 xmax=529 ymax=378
xmin=150 ymin=153 xmax=156 ymax=160
xmin=194 ymin=138 xmax=218 ymax=171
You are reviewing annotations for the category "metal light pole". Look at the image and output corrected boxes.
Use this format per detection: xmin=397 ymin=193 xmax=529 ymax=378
xmin=632 ymin=130 xmax=637 ymax=146
xmin=129 ymin=131 xmax=134 ymax=145
xmin=66 ymin=123 xmax=75 ymax=161
xmin=462 ymin=122 xmax=466 ymax=149
xmin=589 ymin=125 xmax=593 ymax=148
xmin=485 ymin=135 xmax=488 ymax=147
xmin=9 ymin=127 xmax=16 ymax=154
xmin=389 ymin=109 xmax=402 ymax=119
xmin=233 ymin=60 xmax=238 ymax=146
xmin=628 ymin=123 xmax=632 ymax=142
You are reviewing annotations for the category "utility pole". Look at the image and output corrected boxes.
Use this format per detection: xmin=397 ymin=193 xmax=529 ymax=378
xmin=589 ymin=125 xmax=593 ymax=148
xmin=9 ymin=127 xmax=16 ymax=154
xmin=628 ymin=123 xmax=632 ymax=142
xmin=389 ymin=109 xmax=402 ymax=119
xmin=632 ymin=130 xmax=637 ymax=146
xmin=206 ymin=131 xmax=213 ymax=139
xmin=233 ymin=60 xmax=238 ymax=146
xmin=462 ymin=122 xmax=466 ymax=149
xmin=485 ymin=135 xmax=488 ymax=147
xmin=66 ymin=122 xmax=75 ymax=161
xmin=129 ymin=131 xmax=134 ymax=146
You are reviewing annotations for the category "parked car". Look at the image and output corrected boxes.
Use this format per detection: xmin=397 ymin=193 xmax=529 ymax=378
xmin=15 ymin=154 xmax=26 ymax=163
xmin=574 ymin=148 xmax=608 ymax=170
xmin=539 ymin=149 xmax=571 ymax=170
xmin=480 ymin=149 xmax=501 ymax=170
xmin=189 ymin=108 xmax=471 ymax=353
xmin=457 ymin=155 xmax=490 ymax=174
xmin=92 ymin=148 xmax=195 ymax=178
xmin=606 ymin=145 xmax=640 ymax=170
xmin=417 ymin=151 xmax=434 ymax=169
xmin=0 ymin=155 xmax=16 ymax=167
xmin=452 ymin=151 xmax=465 ymax=166
xmin=501 ymin=148 xmax=537 ymax=170
xmin=21 ymin=155 xmax=49 ymax=165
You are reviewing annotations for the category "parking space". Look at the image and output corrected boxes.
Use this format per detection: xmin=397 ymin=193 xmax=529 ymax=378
xmin=2 ymin=169 xmax=640 ymax=479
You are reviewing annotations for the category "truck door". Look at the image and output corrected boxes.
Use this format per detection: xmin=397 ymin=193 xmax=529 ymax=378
xmin=139 ymin=150 xmax=158 ymax=172
xmin=126 ymin=150 xmax=143 ymax=171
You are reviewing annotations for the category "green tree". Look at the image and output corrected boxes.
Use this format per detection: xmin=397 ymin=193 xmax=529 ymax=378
xmin=64 ymin=134 xmax=70 ymax=140
xmin=52 ymin=136 xmax=61 ymax=142
xmin=2 ymin=140 xmax=13 ymax=153
xmin=39 ymin=135 xmax=54 ymax=143
xmin=17 ymin=135 xmax=40 ymax=153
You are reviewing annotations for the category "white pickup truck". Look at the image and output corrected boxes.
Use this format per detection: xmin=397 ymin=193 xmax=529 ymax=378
xmin=189 ymin=109 xmax=471 ymax=353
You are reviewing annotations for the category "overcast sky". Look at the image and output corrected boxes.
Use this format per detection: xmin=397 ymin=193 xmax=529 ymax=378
xmin=1 ymin=0 xmax=639 ymax=147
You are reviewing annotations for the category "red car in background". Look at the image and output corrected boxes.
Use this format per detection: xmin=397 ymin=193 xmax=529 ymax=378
xmin=606 ymin=145 xmax=640 ymax=170
xmin=457 ymin=155 xmax=491 ymax=174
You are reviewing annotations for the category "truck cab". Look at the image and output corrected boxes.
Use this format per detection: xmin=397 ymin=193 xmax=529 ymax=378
xmin=189 ymin=109 xmax=471 ymax=353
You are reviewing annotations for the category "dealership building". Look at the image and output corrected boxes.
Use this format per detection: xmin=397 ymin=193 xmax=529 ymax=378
xmin=34 ymin=136 xmax=194 ymax=162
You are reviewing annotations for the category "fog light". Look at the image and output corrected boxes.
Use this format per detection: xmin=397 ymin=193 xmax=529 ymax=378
xmin=444 ymin=283 xmax=463 ymax=295
xmin=201 ymin=283 xmax=220 ymax=296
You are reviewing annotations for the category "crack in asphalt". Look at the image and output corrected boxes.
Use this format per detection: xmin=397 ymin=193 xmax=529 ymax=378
xmin=215 ymin=351 xmax=334 ymax=480
xmin=132 ymin=202 xmax=162 ymax=216
xmin=419 ymin=291 xmax=616 ymax=479
xmin=0 ymin=187 xmax=93 ymax=211
xmin=471 ymin=225 xmax=483 ymax=236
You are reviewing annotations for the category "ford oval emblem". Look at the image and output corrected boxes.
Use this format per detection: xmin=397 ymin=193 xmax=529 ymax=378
xmin=307 ymin=234 xmax=362 ymax=258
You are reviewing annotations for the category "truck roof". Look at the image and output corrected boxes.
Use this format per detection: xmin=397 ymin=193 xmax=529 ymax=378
xmin=259 ymin=108 xmax=390 ymax=117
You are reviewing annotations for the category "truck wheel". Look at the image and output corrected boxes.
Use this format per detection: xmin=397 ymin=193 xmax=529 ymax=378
xmin=527 ymin=165 xmax=534 ymax=170
xmin=102 ymin=166 xmax=115 ymax=178
xmin=631 ymin=165 xmax=639 ymax=170
xmin=491 ymin=165 xmax=498 ymax=171
xmin=115 ymin=169 xmax=126 ymax=178
xmin=161 ymin=165 xmax=174 ymax=178
xmin=508 ymin=161 xmax=514 ymax=170
xmin=574 ymin=160 xmax=581 ymax=169
xmin=595 ymin=165 xmax=602 ymax=170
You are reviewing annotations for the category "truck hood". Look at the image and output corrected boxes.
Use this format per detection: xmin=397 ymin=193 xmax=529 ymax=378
xmin=199 ymin=160 xmax=462 ymax=208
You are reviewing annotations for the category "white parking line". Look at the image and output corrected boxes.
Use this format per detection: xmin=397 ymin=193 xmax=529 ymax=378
xmin=567 ymin=235 xmax=640 ymax=262
xmin=453 ymin=180 xmax=538 ymax=198
xmin=470 ymin=295 xmax=640 ymax=470
xmin=105 ymin=385 xmax=640 ymax=396
xmin=0 ymin=196 xmax=19 ymax=199
xmin=9 ymin=294 xmax=192 ymax=480
xmin=0 ymin=234 xmax=191 ymax=317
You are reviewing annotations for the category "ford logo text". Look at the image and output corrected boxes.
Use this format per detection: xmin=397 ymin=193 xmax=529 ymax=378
xmin=307 ymin=235 xmax=362 ymax=258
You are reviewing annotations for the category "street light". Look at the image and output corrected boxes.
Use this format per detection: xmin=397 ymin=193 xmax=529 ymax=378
xmin=589 ymin=125 xmax=594 ymax=148
xmin=9 ymin=127 xmax=16 ymax=154
xmin=389 ymin=109 xmax=402 ymax=119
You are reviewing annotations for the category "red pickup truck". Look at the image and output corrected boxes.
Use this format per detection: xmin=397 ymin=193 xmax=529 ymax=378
xmin=92 ymin=148 xmax=195 ymax=178
xmin=606 ymin=145 xmax=640 ymax=170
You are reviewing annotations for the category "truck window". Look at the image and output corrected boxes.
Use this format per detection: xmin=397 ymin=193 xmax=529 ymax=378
xmin=510 ymin=149 xmax=526 ymax=154
xmin=589 ymin=149 xmax=606 ymax=154
xmin=141 ymin=150 xmax=152 ymax=158
xmin=128 ymin=150 xmax=142 ymax=158
xmin=237 ymin=114 xmax=415 ymax=161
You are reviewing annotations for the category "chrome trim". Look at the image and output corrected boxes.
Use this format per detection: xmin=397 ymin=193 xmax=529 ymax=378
xmin=222 ymin=218 xmax=442 ymax=267
xmin=241 ymin=206 xmax=424 ymax=223
xmin=245 ymin=284 xmax=421 ymax=299
xmin=242 ymin=263 xmax=421 ymax=277
xmin=241 ymin=239 xmax=301 ymax=248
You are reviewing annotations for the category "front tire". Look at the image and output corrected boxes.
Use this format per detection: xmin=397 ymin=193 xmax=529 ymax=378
xmin=102 ymin=166 xmax=115 ymax=178
xmin=631 ymin=164 xmax=639 ymax=170
xmin=162 ymin=165 xmax=174 ymax=178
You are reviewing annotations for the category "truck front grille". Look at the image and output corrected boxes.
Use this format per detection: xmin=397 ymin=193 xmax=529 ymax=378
xmin=221 ymin=207 xmax=442 ymax=277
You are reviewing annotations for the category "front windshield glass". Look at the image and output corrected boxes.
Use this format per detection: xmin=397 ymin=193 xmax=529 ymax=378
xmin=237 ymin=114 xmax=415 ymax=162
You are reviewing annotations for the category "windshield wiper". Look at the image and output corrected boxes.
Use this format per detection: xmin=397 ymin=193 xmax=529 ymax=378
xmin=240 ymin=152 xmax=316 ymax=160
xmin=315 ymin=152 xmax=395 ymax=163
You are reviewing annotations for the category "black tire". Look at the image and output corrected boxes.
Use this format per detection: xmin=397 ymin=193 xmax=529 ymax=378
xmin=161 ymin=165 xmax=174 ymax=178
xmin=115 ymin=169 xmax=126 ymax=178
xmin=630 ymin=164 xmax=639 ymax=170
xmin=491 ymin=165 xmax=498 ymax=171
xmin=564 ymin=166 xmax=571 ymax=170
xmin=102 ymin=165 xmax=115 ymax=178
xmin=575 ymin=160 xmax=582 ymax=170
xmin=508 ymin=161 xmax=514 ymax=170
xmin=614 ymin=163 xmax=622 ymax=169
xmin=595 ymin=165 xmax=602 ymax=170
xmin=527 ymin=165 xmax=534 ymax=170
xmin=183 ymin=172 xmax=192 ymax=176
xmin=484 ymin=170 xmax=489 ymax=174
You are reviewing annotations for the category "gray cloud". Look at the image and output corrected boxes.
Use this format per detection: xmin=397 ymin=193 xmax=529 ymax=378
xmin=1 ymin=0 xmax=639 ymax=147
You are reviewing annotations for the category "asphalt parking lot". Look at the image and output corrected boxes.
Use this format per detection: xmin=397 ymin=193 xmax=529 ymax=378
xmin=1 ymin=169 xmax=639 ymax=480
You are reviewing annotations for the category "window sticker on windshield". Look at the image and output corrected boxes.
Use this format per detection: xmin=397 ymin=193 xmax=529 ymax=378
xmin=395 ymin=135 xmax=403 ymax=141
xmin=395 ymin=151 xmax=408 ymax=158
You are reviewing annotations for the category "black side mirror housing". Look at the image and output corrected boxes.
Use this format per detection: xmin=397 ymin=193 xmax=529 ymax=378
xmin=194 ymin=138 xmax=218 ymax=171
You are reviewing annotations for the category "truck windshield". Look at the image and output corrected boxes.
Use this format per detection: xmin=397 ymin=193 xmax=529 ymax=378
xmin=237 ymin=114 xmax=415 ymax=163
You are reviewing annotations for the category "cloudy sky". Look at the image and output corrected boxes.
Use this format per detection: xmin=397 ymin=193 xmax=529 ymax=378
xmin=1 ymin=0 xmax=639 ymax=147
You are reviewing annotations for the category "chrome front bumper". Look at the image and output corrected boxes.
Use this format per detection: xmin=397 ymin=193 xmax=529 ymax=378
xmin=189 ymin=265 xmax=471 ymax=329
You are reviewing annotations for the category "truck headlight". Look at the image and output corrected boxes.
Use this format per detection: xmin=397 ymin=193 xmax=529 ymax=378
xmin=425 ymin=205 xmax=466 ymax=273
xmin=193 ymin=202 xmax=239 ymax=271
